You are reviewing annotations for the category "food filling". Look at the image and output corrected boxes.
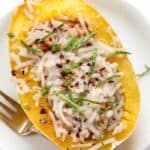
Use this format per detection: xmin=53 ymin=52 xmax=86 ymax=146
xmin=10 ymin=15 xmax=126 ymax=146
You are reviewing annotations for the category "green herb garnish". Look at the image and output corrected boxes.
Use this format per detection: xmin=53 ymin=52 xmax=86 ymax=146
xmin=66 ymin=75 xmax=74 ymax=87
xmin=37 ymin=23 xmax=64 ymax=43
xmin=41 ymin=85 xmax=53 ymax=97
xmin=64 ymin=32 xmax=96 ymax=51
xmin=104 ymin=51 xmax=131 ymax=59
xmin=56 ymin=93 xmax=82 ymax=112
xmin=52 ymin=43 xmax=61 ymax=50
xmin=88 ymin=49 xmax=98 ymax=78
xmin=74 ymin=97 xmax=102 ymax=105
xmin=136 ymin=65 xmax=150 ymax=79
xmin=21 ymin=40 xmax=42 ymax=55
xmin=63 ymin=58 xmax=87 ymax=73
xmin=21 ymin=103 xmax=29 ymax=110
xmin=79 ymin=89 xmax=89 ymax=98
xmin=97 ymin=74 xmax=121 ymax=87
xmin=64 ymin=36 xmax=78 ymax=51
xmin=7 ymin=32 xmax=15 ymax=38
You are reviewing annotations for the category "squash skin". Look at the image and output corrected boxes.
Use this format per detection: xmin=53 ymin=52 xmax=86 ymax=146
xmin=8 ymin=0 xmax=140 ymax=149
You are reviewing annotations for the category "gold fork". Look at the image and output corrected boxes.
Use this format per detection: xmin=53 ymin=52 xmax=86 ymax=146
xmin=0 ymin=90 xmax=36 ymax=135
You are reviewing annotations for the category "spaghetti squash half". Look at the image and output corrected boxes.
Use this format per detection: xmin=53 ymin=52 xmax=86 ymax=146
xmin=8 ymin=0 xmax=140 ymax=149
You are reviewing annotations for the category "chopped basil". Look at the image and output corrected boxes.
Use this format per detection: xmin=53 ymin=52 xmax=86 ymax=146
xmin=97 ymin=74 xmax=121 ymax=87
xmin=41 ymin=85 xmax=53 ymax=97
xmin=63 ymin=58 xmax=87 ymax=73
xmin=7 ymin=32 xmax=15 ymax=38
xmin=104 ymin=51 xmax=131 ymax=59
xmin=21 ymin=40 xmax=42 ymax=55
xmin=64 ymin=32 xmax=96 ymax=51
xmin=21 ymin=103 xmax=29 ymax=110
xmin=37 ymin=23 xmax=64 ymax=43
xmin=136 ymin=65 xmax=150 ymax=79
xmin=88 ymin=49 xmax=98 ymax=78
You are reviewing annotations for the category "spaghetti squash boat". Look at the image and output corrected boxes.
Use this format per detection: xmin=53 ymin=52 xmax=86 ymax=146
xmin=8 ymin=0 xmax=140 ymax=149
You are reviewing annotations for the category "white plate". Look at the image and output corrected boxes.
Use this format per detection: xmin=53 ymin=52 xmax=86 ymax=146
xmin=0 ymin=0 xmax=150 ymax=150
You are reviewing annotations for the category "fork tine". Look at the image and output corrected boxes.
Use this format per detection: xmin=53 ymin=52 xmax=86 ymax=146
xmin=0 ymin=112 xmax=13 ymax=128
xmin=0 ymin=90 xmax=20 ymax=108
xmin=0 ymin=101 xmax=15 ymax=114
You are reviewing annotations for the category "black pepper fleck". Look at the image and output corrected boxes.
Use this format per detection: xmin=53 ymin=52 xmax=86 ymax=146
xmin=86 ymin=42 xmax=92 ymax=46
xmin=56 ymin=63 xmax=63 ymax=68
xmin=66 ymin=59 xmax=71 ymax=64
xmin=21 ymin=70 xmax=25 ymax=75
xmin=83 ymin=81 xmax=87 ymax=85
xmin=60 ymin=54 xmax=64 ymax=59
xmin=87 ymin=62 xmax=91 ymax=66
xmin=95 ymin=77 xmax=99 ymax=81
xmin=40 ymin=108 xmax=47 ymax=114
xmin=108 ymin=80 xmax=114 ymax=83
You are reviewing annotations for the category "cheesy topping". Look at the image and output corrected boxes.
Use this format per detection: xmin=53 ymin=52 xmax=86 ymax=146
xmin=10 ymin=15 xmax=126 ymax=148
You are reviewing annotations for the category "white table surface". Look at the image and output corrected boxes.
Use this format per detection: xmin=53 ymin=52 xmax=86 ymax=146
xmin=0 ymin=0 xmax=150 ymax=23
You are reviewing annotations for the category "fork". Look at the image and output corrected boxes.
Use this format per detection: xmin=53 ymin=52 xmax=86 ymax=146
xmin=0 ymin=90 xmax=36 ymax=135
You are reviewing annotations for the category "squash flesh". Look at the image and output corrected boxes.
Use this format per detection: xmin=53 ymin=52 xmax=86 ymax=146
xmin=9 ymin=0 xmax=140 ymax=149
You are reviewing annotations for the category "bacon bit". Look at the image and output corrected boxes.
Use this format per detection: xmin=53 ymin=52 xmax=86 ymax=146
xmin=67 ymin=22 xmax=75 ymax=28
xmin=11 ymin=70 xmax=17 ymax=76
xmin=40 ymin=108 xmax=47 ymax=114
